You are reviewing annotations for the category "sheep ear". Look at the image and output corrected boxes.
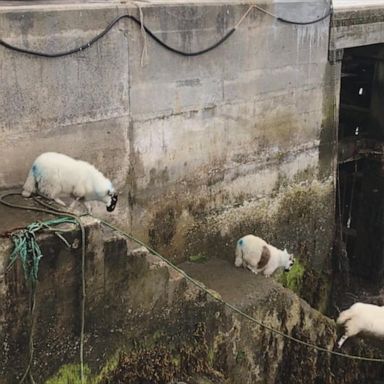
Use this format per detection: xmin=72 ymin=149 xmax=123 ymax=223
xmin=284 ymin=248 xmax=287 ymax=252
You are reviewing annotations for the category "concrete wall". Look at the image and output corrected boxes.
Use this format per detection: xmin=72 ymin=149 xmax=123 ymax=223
xmin=0 ymin=1 xmax=337 ymax=275
xmin=2 ymin=221 xmax=384 ymax=383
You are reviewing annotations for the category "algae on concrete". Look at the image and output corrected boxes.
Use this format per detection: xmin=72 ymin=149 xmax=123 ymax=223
xmin=3 ymin=221 xmax=384 ymax=384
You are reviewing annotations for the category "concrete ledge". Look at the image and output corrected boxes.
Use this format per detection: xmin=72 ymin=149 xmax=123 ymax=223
xmin=331 ymin=1 xmax=384 ymax=50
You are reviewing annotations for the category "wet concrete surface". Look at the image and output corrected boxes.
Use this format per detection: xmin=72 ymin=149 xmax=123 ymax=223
xmin=0 ymin=191 xmax=56 ymax=235
xmin=180 ymin=257 xmax=283 ymax=308
xmin=0 ymin=190 xmax=83 ymax=235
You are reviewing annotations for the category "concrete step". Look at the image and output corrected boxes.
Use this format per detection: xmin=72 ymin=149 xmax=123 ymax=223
xmin=1 ymin=210 xmax=384 ymax=383
xmin=180 ymin=257 xmax=282 ymax=309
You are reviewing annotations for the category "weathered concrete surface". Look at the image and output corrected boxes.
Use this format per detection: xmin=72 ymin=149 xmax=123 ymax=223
xmin=331 ymin=0 xmax=384 ymax=51
xmin=0 ymin=191 xmax=55 ymax=234
xmin=2 ymin=219 xmax=384 ymax=383
xmin=0 ymin=0 xmax=337 ymax=287
xmin=181 ymin=258 xmax=384 ymax=384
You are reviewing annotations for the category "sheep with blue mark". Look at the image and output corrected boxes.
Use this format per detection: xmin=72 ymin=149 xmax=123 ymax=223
xmin=22 ymin=152 xmax=118 ymax=212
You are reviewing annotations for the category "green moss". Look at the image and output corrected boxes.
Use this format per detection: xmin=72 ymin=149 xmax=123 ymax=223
xmin=207 ymin=348 xmax=215 ymax=366
xmin=235 ymin=351 xmax=246 ymax=364
xmin=300 ymin=269 xmax=333 ymax=315
xmin=171 ymin=356 xmax=181 ymax=368
xmin=189 ymin=253 xmax=208 ymax=263
xmin=93 ymin=321 xmax=218 ymax=383
xmin=152 ymin=329 xmax=165 ymax=340
xmin=317 ymin=274 xmax=332 ymax=315
xmin=274 ymin=182 xmax=334 ymax=263
xmin=278 ymin=259 xmax=305 ymax=293
xmin=272 ymin=173 xmax=289 ymax=195
xmin=93 ymin=352 xmax=121 ymax=384
xmin=45 ymin=364 xmax=91 ymax=384
xmin=293 ymin=166 xmax=317 ymax=184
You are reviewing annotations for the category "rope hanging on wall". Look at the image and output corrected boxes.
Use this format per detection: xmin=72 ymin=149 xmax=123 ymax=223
xmin=0 ymin=3 xmax=332 ymax=58
xmin=7 ymin=216 xmax=78 ymax=384
xmin=1 ymin=193 xmax=87 ymax=384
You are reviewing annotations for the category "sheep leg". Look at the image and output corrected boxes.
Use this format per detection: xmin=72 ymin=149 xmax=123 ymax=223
xmin=337 ymin=320 xmax=360 ymax=348
xmin=54 ymin=197 xmax=66 ymax=207
xmin=22 ymin=190 xmax=32 ymax=197
xmin=83 ymin=201 xmax=92 ymax=215
xmin=42 ymin=184 xmax=66 ymax=207
xmin=263 ymin=267 xmax=274 ymax=277
xmin=247 ymin=265 xmax=259 ymax=275
xmin=337 ymin=334 xmax=349 ymax=348
xmin=68 ymin=196 xmax=82 ymax=211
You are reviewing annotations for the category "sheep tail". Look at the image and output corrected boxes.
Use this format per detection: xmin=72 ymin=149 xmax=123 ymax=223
xmin=22 ymin=166 xmax=37 ymax=197
xmin=235 ymin=239 xmax=244 ymax=267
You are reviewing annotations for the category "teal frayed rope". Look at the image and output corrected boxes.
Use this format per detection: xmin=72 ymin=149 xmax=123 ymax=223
xmin=7 ymin=217 xmax=78 ymax=283
xmin=6 ymin=216 xmax=78 ymax=384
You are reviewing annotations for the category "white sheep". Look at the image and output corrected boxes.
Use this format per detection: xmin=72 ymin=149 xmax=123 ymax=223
xmin=235 ymin=234 xmax=294 ymax=277
xmin=336 ymin=302 xmax=384 ymax=348
xmin=22 ymin=152 xmax=118 ymax=212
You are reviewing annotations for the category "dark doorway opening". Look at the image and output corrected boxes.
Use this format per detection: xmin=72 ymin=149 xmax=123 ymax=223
xmin=337 ymin=44 xmax=384 ymax=285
